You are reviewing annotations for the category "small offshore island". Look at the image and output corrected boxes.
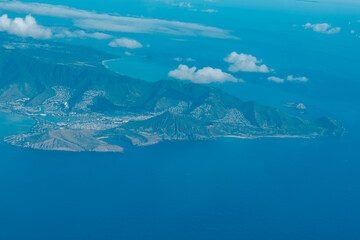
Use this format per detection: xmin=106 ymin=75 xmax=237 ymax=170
xmin=0 ymin=35 xmax=344 ymax=152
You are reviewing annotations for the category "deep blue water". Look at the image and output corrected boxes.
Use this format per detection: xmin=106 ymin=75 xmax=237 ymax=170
xmin=0 ymin=111 xmax=359 ymax=240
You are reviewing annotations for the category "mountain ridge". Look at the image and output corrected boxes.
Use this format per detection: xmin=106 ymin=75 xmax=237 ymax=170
xmin=0 ymin=35 xmax=344 ymax=152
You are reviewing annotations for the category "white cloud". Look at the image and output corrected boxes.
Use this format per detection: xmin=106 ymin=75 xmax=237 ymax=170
xmin=285 ymin=102 xmax=307 ymax=110
xmin=267 ymin=76 xmax=284 ymax=83
xmin=0 ymin=1 xmax=234 ymax=39
xmin=296 ymin=103 xmax=306 ymax=110
xmin=303 ymin=23 xmax=341 ymax=34
xmin=55 ymin=30 xmax=113 ymax=39
xmin=201 ymin=9 xmax=218 ymax=13
xmin=224 ymin=52 xmax=270 ymax=73
xmin=2 ymin=44 xmax=15 ymax=49
xmin=287 ymin=75 xmax=309 ymax=82
xmin=108 ymin=38 xmax=143 ymax=49
xmin=0 ymin=14 xmax=52 ymax=39
xmin=171 ymin=2 xmax=218 ymax=13
xmin=268 ymin=75 xmax=308 ymax=83
xmin=0 ymin=13 xmax=112 ymax=40
xmin=177 ymin=2 xmax=192 ymax=8
xmin=173 ymin=57 xmax=196 ymax=62
xmin=168 ymin=64 xmax=239 ymax=84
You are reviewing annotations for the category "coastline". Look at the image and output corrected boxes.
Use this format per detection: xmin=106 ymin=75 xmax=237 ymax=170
xmin=224 ymin=135 xmax=312 ymax=139
xmin=102 ymin=58 xmax=121 ymax=70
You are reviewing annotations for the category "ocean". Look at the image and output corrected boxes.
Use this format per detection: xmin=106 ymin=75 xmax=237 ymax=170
xmin=0 ymin=111 xmax=359 ymax=240
xmin=1 ymin=0 xmax=360 ymax=239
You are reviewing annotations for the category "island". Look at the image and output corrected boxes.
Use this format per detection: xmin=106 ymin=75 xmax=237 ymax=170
xmin=0 ymin=34 xmax=344 ymax=152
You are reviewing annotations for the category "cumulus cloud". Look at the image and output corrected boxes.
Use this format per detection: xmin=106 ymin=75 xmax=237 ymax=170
xmin=287 ymin=75 xmax=309 ymax=82
xmin=224 ymin=52 xmax=270 ymax=73
xmin=268 ymin=75 xmax=308 ymax=83
xmin=303 ymin=23 xmax=341 ymax=34
xmin=267 ymin=76 xmax=284 ymax=83
xmin=168 ymin=64 xmax=239 ymax=84
xmin=0 ymin=1 xmax=234 ymax=39
xmin=285 ymin=102 xmax=307 ymax=110
xmin=0 ymin=13 xmax=113 ymax=40
xmin=108 ymin=38 xmax=143 ymax=49
xmin=55 ymin=30 xmax=113 ymax=39
xmin=0 ymin=14 xmax=52 ymax=39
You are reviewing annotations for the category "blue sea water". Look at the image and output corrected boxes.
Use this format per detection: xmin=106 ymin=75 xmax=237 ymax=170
xmin=0 ymin=112 xmax=359 ymax=240
xmin=1 ymin=0 xmax=360 ymax=239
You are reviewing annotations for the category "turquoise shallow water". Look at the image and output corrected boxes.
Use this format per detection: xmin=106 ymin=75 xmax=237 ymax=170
xmin=104 ymin=56 xmax=172 ymax=82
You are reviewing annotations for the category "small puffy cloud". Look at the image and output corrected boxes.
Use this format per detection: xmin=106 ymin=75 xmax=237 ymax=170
xmin=267 ymin=76 xmax=284 ymax=83
xmin=285 ymin=102 xmax=307 ymax=110
xmin=268 ymin=75 xmax=308 ymax=83
xmin=303 ymin=23 xmax=341 ymax=34
xmin=108 ymin=38 xmax=143 ymax=49
xmin=224 ymin=52 xmax=270 ymax=73
xmin=296 ymin=103 xmax=306 ymax=110
xmin=201 ymin=9 xmax=218 ymax=13
xmin=350 ymin=30 xmax=355 ymax=34
xmin=287 ymin=75 xmax=309 ymax=82
xmin=168 ymin=64 xmax=239 ymax=84
xmin=0 ymin=14 xmax=52 ymax=39
xmin=55 ymin=30 xmax=113 ymax=39
xmin=177 ymin=2 xmax=192 ymax=8
xmin=174 ymin=57 xmax=196 ymax=62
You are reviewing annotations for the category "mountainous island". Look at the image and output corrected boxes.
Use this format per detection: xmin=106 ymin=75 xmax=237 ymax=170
xmin=0 ymin=34 xmax=344 ymax=152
